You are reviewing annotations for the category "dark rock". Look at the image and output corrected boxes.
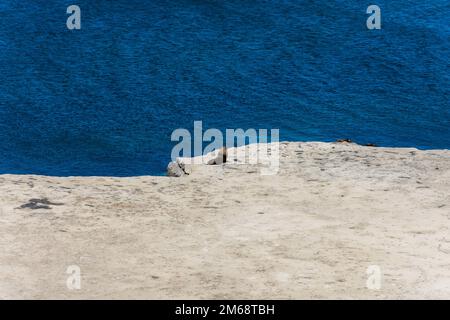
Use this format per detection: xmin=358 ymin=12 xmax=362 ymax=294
xmin=19 ymin=198 xmax=64 ymax=210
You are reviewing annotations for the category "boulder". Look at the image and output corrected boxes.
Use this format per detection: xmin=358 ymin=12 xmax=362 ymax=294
xmin=167 ymin=160 xmax=186 ymax=177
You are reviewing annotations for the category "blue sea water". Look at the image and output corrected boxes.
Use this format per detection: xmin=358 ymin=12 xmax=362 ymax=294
xmin=0 ymin=0 xmax=449 ymax=176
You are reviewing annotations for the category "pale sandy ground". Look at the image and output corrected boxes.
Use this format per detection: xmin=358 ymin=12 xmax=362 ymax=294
xmin=0 ymin=141 xmax=449 ymax=299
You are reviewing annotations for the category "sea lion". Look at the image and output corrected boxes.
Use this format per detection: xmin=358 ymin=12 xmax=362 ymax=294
xmin=207 ymin=147 xmax=227 ymax=165
xmin=337 ymin=139 xmax=353 ymax=144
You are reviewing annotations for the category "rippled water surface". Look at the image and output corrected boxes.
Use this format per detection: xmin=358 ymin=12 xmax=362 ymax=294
xmin=0 ymin=0 xmax=449 ymax=176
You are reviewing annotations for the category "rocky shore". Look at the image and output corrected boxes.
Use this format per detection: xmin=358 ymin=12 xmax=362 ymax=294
xmin=0 ymin=142 xmax=449 ymax=299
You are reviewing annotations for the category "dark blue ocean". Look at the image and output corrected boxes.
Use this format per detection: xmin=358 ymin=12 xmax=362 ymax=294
xmin=0 ymin=1 xmax=449 ymax=176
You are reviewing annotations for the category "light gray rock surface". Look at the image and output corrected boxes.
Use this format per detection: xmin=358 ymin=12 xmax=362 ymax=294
xmin=0 ymin=142 xmax=449 ymax=299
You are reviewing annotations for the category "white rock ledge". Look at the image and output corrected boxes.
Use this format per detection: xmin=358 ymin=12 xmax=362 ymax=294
xmin=0 ymin=141 xmax=449 ymax=299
